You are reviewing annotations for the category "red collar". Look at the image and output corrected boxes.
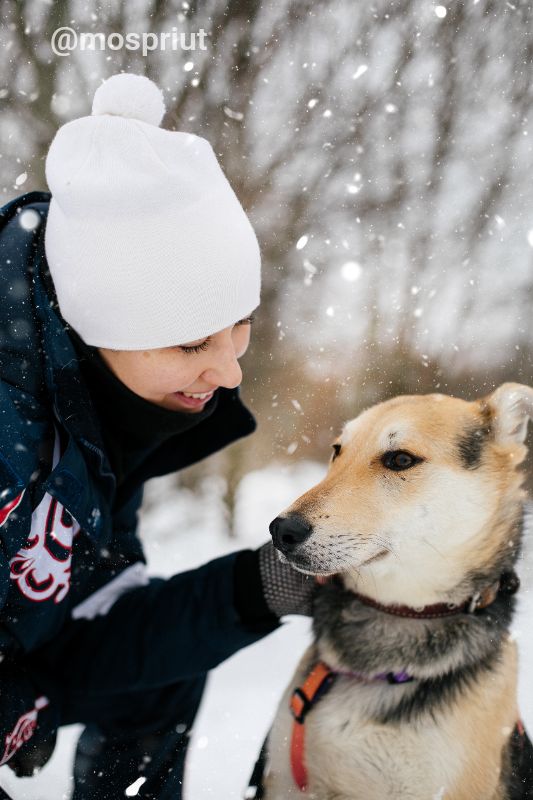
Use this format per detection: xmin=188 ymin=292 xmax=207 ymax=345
xmin=342 ymin=569 xmax=519 ymax=619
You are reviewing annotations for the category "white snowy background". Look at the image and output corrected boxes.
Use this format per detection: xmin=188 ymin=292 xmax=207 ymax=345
xmin=0 ymin=463 xmax=532 ymax=799
xmin=1 ymin=0 xmax=533 ymax=796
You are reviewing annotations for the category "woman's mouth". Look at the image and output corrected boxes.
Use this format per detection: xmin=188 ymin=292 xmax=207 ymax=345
xmin=173 ymin=390 xmax=215 ymax=409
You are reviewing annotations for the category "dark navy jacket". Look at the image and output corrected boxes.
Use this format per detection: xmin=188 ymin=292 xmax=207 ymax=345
xmin=0 ymin=191 xmax=278 ymax=767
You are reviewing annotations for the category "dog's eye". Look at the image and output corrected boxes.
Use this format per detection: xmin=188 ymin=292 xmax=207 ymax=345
xmin=381 ymin=450 xmax=422 ymax=471
xmin=331 ymin=443 xmax=342 ymax=461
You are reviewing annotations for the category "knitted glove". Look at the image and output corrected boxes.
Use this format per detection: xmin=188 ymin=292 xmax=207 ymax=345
xmin=258 ymin=540 xmax=316 ymax=617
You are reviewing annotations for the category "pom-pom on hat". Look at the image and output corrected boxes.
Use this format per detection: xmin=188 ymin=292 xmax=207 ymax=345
xmin=44 ymin=72 xmax=261 ymax=350
xmin=91 ymin=72 xmax=166 ymax=125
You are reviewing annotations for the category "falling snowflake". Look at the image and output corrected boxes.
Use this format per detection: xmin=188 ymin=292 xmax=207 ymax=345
xmin=223 ymin=106 xmax=244 ymax=121
xmin=125 ymin=777 xmax=147 ymax=797
xmin=19 ymin=208 xmax=41 ymax=231
xmin=352 ymin=65 xmax=368 ymax=80
xmin=296 ymin=235 xmax=309 ymax=250
xmin=341 ymin=261 xmax=362 ymax=282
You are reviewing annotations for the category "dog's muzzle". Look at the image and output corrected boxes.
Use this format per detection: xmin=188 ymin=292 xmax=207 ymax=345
xmin=269 ymin=514 xmax=313 ymax=555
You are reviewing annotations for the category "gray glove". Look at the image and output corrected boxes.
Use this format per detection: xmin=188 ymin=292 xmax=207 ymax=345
xmin=258 ymin=540 xmax=316 ymax=617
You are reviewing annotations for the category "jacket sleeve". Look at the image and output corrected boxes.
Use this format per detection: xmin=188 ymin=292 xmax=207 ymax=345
xmin=0 ymin=549 xmax=59 ymax=770
xmin=0 ymin=195 xmax=62 ymax=767
xmin=33 ymin=547 xmax=281 ymax=697
xmin=51 ymin=480 xmax=280 ymax=698
xmin=68 ymin=485 xmax=148 ymax=616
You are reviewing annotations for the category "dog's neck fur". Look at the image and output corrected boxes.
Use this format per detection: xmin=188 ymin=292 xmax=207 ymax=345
xmin=312 ymin=502 xmax=530 ymax=688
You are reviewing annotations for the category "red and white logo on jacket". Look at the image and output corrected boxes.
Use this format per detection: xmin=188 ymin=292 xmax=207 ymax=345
xmin=6 ymin=427 xmax=80 ymax=604
xmin=0 ymin=489 xmax=25 ymax=527
xmin=0 ymin=696 xmax=49 ymax=767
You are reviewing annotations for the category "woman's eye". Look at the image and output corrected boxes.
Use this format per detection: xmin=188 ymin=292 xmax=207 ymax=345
xmin=331 ymin=443 xmax=342 ymax=461
xmin=177 ymin=316 xmax=254 ymax=355
xmin=179 ymin=340 xmax=210 ymax=355
xmin=381 ymin=450 xmax=423 ymax=471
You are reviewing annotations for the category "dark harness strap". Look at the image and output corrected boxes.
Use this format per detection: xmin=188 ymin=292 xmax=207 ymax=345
xmin=245 ymin=732 xmax=269 ymax=798
xmin=509 ymin=721 xmax=533 ymax=799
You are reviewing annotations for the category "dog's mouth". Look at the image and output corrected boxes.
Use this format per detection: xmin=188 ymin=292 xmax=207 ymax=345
xmin=281 ymin=548 xmax=389 ymax=579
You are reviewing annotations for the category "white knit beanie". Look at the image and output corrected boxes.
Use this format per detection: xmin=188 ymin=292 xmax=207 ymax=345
xmin=44 ymin=72 xmax=261 ymax=350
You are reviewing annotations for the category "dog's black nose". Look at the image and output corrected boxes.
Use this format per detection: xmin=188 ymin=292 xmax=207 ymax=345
xmin=269 ymin=514 xmax=313 ymax=554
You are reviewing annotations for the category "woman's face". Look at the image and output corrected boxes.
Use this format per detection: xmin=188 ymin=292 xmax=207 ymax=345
xmin=98 ymin=315 xmax=254 ymax=412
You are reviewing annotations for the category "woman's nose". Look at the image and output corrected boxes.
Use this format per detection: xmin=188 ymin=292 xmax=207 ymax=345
xmin=203 ymin=343 xmax=243 ymax=389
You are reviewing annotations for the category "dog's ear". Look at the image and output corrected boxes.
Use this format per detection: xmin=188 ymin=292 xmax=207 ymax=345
xmin=485 ymin=383 xmax=533 ymax=445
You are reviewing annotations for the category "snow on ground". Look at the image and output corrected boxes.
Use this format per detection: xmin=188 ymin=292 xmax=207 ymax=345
xmin=1 ymin=460 xmax=532 ymax=799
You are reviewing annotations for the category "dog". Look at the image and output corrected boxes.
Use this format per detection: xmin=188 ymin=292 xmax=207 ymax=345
xmin=262 ymin=383 xmax=533 ymax=800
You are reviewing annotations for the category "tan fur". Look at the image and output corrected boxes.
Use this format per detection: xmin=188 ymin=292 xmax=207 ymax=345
xmin=277 ymin=390 xmax=527 ymax=609
xmin=264 ymin=638 xmax=518 ymax=799
xmin=448 ymin=637 xmax=518 ymax=799
xmin=263 ymin=384 xmax=532 ymax=800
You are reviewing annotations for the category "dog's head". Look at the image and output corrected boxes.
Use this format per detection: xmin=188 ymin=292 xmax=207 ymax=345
xmin=269 ymin=383 xmax=533 ymax=605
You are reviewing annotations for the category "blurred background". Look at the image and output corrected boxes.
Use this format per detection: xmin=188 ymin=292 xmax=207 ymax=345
xmin=2 ymin=0 xmax=533 ymax=504
xmin=1 ymin=1 xmax=533 ymax=797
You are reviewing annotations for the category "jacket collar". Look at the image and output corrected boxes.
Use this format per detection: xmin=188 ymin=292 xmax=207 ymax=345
xmin=0 ymin=192 xmax=53 ymax=501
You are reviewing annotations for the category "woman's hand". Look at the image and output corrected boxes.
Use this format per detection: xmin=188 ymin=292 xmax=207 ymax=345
xmin=257 ymin=541 xmax=317 ymax=617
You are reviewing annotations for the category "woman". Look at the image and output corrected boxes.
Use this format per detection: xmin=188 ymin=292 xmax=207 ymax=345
xmin=0 ymin=73 xmax=314 ymax=799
